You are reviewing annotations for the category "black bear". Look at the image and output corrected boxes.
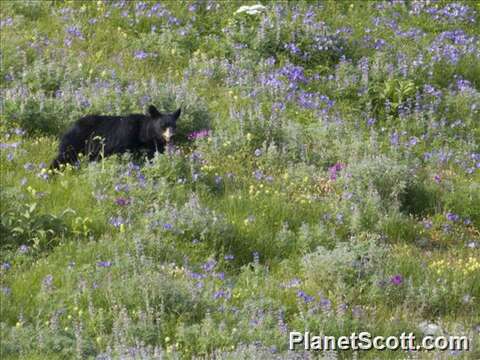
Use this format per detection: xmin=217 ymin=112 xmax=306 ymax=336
xmin=50 ymin=105 xmax=181 ymax=170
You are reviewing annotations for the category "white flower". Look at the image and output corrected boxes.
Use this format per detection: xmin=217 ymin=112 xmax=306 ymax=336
xmin=235 ymin=4 xmax=266 ymax=15
xmin=418 ymin=321 xmax=442 ymax=336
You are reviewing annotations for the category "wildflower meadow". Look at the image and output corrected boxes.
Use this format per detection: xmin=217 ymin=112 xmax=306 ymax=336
xmin=1 ymin=1 xmax=479 ymax=359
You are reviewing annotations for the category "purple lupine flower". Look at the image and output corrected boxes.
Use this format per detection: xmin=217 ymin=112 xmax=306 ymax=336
xmin=297 ymin=290 xmax=314 ymax=303
xmin=377 ymin=279 xmax=388 ymax=288
xmin=96 ymin=261 xmax=112 ymax=268
xmin=109 ymin=216 xmax=124 ymax=228
xmin=163 ymin=223 xmax=173 ymax=230
xmin=202 ymin=259 xmax=217 ymax=272
xmin=408 ymin=137 xmax=418 ymax=146
xmin=19 ymin=245 xmax=29 ymax=254
xmin=114 ymin=183 xmax=129 ymax=192
xmin=66 ymin=25 xmax=83 ymax=38
xmin=1 ymin=262 xmax=11 ymax=271
xmin=14 ymin=128 xmax=25 ymax=136
xmin=446 ymin=212 xmax=460 ymax=222
xmin=224 ymin=254 xmax=234 ymax=261
xmin=213 ymin=290 xmax=225 ymax=299
xmin=42 ymin=274 xmax=54 ymax=288
xmin=374 ymin=38 xmax=386 ymax=50
xmin=252 ymin=251 xmax=260 ymax=265
xmin=254 ymin=149 xmax=262 ymax=157
xmin=390 ymin=132 xmax=399 ymax=146
xmin=336 ymin=213 xmax=344 ymax=224
xmin=343 ymin=191 xmax=353 ymax=200
xmin=1 ymin=287 xmax=11 ymax=295
xmin=0 ymin=17 xmax=13 ymax=27
xmin=115 ymin=197 xmax=130 ymax=206
xmin=134 ymin=50 xmax=148 ymax=59
xmin=37 ymin=171 xmax=49 ymax=180
xmin=390 ymin=274 xmax=403 ymax=285
xmin=319 ymin=296 xmax=332 ymax=311
xmin=213 ymin=289 xmax=230 ymax=300
xmin=352 ymin=305 xmax=363 ymax=318
xmin=443 ymin=223 xmax=452 ymax=233
xmin=24 ymin=162 xmax=34 ymax=171
xmin=271 ymin=101 xmax=286 ymax=112
xmin=189 ymin=271 xmax=205 ymax=280
xmin=423 ymin=219 xmax=433 ymax=229
xmin=253 ymin=169 xmax=263 ymax=180
xmin=285 ymin=278 xmax=301 ymax=288
xmin=434 ymin=175 xmax=441 ymax=183
xmin=284 ymin=42 xmax=301 ymax=55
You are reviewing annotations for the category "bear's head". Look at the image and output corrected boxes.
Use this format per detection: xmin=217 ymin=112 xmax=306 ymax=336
xmin=146 ymin=105 xmax=181 ymax=144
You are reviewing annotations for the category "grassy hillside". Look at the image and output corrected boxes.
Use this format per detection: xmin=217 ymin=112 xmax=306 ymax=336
xmin=1 ymin=1 xmax=479 ymax=358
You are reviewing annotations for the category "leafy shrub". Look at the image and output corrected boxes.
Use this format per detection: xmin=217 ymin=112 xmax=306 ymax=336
xmin=302 ymin=233 xmax=387 ymax=288
xmin=0 ymin=189 xmax=68 ymax=250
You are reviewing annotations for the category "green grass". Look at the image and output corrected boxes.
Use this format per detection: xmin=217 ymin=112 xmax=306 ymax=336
xmin=1 ymin=1 xmax=480 ymax=358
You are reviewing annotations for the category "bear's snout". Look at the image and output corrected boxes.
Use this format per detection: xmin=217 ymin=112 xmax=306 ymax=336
xmin=162 ymin=127 xmax=174 ymax=142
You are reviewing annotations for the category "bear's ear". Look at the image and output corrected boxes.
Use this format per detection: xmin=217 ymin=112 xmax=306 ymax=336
xmin=148 ymin=105 xmax=161 ymax=118
xmin=172 ymin=107 xmax=181 ymax=121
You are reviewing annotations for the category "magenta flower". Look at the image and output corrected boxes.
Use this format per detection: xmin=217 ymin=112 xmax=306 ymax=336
xmin=187 ymin=129 xmax=210 ymax=141
xmin=390 ymin=274 xmax=403 ymax=285
xmin=328 ymin=162 xmax=346 ymax=180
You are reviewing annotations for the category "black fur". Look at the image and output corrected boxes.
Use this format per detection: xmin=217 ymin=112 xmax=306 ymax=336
xmin=50 ymin=105 xmax=181 ymax=170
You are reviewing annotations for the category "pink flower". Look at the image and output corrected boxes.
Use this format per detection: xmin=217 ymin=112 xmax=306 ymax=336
xmin=328 ymin=162 xmax=346 ymax=180
xmin=187 ymin=129 xmax=210 ymax=141
xmin=390 ymin=274 xmax=403 ymax=285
